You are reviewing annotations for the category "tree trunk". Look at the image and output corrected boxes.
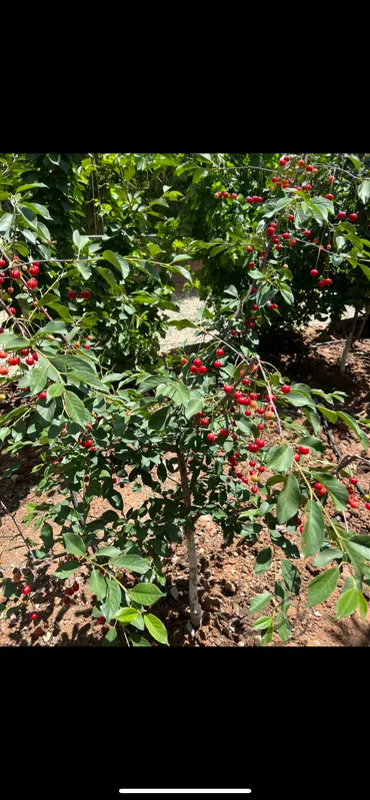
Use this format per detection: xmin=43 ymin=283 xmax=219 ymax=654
xmin=354 ymin=305 xmax=369 ymax=342
xmin=177 ymin=449 xmax=202 ymax=629
xmin=339 ymin=309 xmax=359 ymax=374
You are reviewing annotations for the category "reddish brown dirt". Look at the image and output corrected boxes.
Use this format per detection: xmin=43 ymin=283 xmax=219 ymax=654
xmin=1 ymin=326 xmax=370 ymax=646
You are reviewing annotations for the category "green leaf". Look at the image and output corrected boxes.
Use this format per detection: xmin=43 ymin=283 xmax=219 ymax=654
xmin=17 ymin=182 xmax=48 ymax=192
xmin=54 ymin=560 xmax=80 ymax=579
xmin=89 ymin=569 xmax=107 ymax=600
xmin=102 ymin=250 xmax=130 ymax=279
xmin=235 ymin=416 xmax=252 ymax=434
xmin=261 ymin=624 xmax=274 ymax=646
xmin=0 ymin=212 xmax=13 ymax=232
xmin=248 ymin=592 xmax=272 ymax=615
xmin=313 ymin=548 xmax=343 ymax=567
xmin=0 ymin=334 xmax=30 ymax=351
xmin=336 ymin=587 xmax=358 ymax=619
xmin=127 ymin=582 xmax=165 ymax=606
xmin=344 ymin=536 xmax=370 ymax=562
xmin=265 ymin=444 xmax=294 ymax=472
xmin=171 ymin=381 xmax=190 ymax=406
xmin=345 ymin=153 xmax=361 ymax=172
xmin=46 ymin=382 xmax=64 ymax=401
xmin=280 ymin=286 xmax=294 ymax=305
xmin=112 ymin=554 xmax=150 ymax=574
xmin=130 ymin=632 xmax=151 ymax=647
xmin=97 ymin=267 xmax=122 ymax=291
xmin=101 ymin=579 xmax=121 ymax=623
xmin=63 ymin=533 xmax=86 ymax=557
xmin=276 ymin=612 xmax=291 ymax=642
xmin=358 ymin=178 xmax=370 ymax=205
xmin=312 ymin=472 xmax=349 ymax=512
xmin=252 ymin=615 xmax=272 ymax=630
xmin=167 ymin=318 xmax=197 ymax=330
xmin=148 ymin=406 xmax=169 ymax=430
xmin=96 ymin=545 xmax=121 ymax=558
xmin=336 ymin=411 xmax=368 ymax=452
xmin=306 ymin=567 xmax=340 ymax=607
xmin=29 ymin=365 xmax=49 ymax=396
xmin=359 ymin=263 xmax=370 ymax=281
xmin=144 ymin=613 xmax=169 ymax=645
xmin=296 ymin=435 xmax=326 ymax=454
xmin=185 ymin=398 xmax=204 ymax=420
xmin=281 ymin=559 xmax=301 ymax=594
xmin=301 ymin=500 xmax=325 ymax=557
xmin=276 ymin=474 xmax=301 ymax=524
xmin=114 ymin=607 xmax=140 ymax=624
xmin=76 ymin=260 xmax=92 ymax=280
xmin=358 ymin=592 xmax=368 ymax=620
xmin=73 ymin=230 xmax=90 ymax=252
xmin=64 ymin=390 xmax=90 ymax=426
xmin=254 ymin=547 xmax=272 ymax=574
xmin=284 ymin=391 xmax=314 ymax=408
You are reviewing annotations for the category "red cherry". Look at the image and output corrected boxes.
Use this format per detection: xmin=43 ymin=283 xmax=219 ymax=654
xmin=310 ymin=269 xmax=319 ymax=277
xmin=349 ymin=477 xmax=358 ymax=485
xmin=190 ymin=365 xmax=199 ymax=374
xmin=80 ymin=289 xmax=91 ymax=299
xmin=297 ymin=159 xmax=305 ymax=167
xmin=21 ymin=348 xmax=30 ymax=356
xmin=29 ymin=264 xmax=40 ymax=276
xmin=281 ymin=385 xmax=291 ymax=394
xmin=365 ymin=503 xmax=370 ymax=511
xmin=303 ymin=184 xmax=311 ymax=191
xmin=282 ymin=232 xmax=290 ymax=240
xmin=27 ymin=278 xmax=38 ymax=289
xmin=248 ymin=262 xmax=255 ymax=268
xmin=30 ymin=612 xmax=38 ymax=620
xmin=294 ymin=454 xmax=300 ymax=462
xmin=328 ymin=175 xmax=335 ymax=183
xmin=180 ymin=357 xmax=188 ymax=365
xmin=314 ymin=482 xmax=323 ymax=491
xmin=349 ymin=213 xmax=358 ymax=222
xmin=207 ymin=432 xmax=216 ymax=442
xmin=198 ymin=365 xmax=207 ymax=374
xmin=7 ymin=356 xmax=19 ymax=366
xmin=64 ymin=595 xmax=72 ymax=605
xmin=306 ymin=165 xmax=313 ymax=172
xmin=223 ymin=192 xmax=229 ymax=198
xmin=337 ymin=211 xmax=347 ymax=220
xmin=298 ymin=446 xmax=310 ymax=455
xmin=9 ymin=307 xmax=17 ymax=315
xmin=246 ymin=246 xmax=253 ymax=253
xmin=223 ymin=384 xmax=233 ymax=394
xmin=231 ymin=330 xmax=237 ymax=336
xmin=83 ymin=343 xmax=91 ymax=349
xmin=323 ymin=278 xmax=332 ymax=286
xmin=10 ymin=268 xmax=21 ymax=279
xmin=0 ymin=260 xmax=5 ymax=267
xmin=257 ymin=423 xmax=264 ymax=431
xmin=38 ymin=392 xmax=47 ymax=400
xmin=213 ymin=360 xmax=222 ymax=369
xmin=304 ymin=230 xmax=311 ymax=238
xmin=325 ymin=193 xmax=334 ymax=201
xmin=288 ymin=238 xmax=296 ymax=247
xmin=231 ymin=193 xmax=238 ymax=200
xmin=22 ymin=585 xmax=31 ymax=595
xmin=68 ymin=290 xmax=78 ymax=300
xmin=284 ymin=156 xmax=290 ymax=163
xmin=318 ymin=280 xmax=326 ymax=288
xmin=279 ymin=158 xmax=286 ymax=166
xmin=216 ymin=348 xmax=224 ymax=357
xmin=219 ymin=428 xmax=229 ymax=437
xmin=25 ymin=357 xmax=34 ymax=365
xmin=271 ymin=177 xmax=278 ymax=183
xmin=258 ymin=466 xmax=265 ymax=473
xmin=193 ymin=358 xmax=202 ymax=367
xmin=244 ymin=409 xmax=252 ymax=416
xmin=200 ymin=417 xmax=209 ymax=427
xmin=97 ymin=615 xmax=106 ymax=623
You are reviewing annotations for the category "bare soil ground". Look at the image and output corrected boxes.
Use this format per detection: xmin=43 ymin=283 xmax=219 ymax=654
xmin=1 ymin=309 xmax=370 ymax=647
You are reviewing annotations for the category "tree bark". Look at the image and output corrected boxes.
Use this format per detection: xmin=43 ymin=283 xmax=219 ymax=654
xmin=339 ymin=309 xmax=359 ymax=374
xmin=177 ymin=449 xmax=202 ymax=629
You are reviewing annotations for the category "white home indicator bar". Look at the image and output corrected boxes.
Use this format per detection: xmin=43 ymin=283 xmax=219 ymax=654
xmin=119 ymin=791 xmax=252 ymax=795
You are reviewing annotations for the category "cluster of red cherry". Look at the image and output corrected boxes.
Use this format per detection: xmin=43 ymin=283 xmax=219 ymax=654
xmin=0 ymin=346 xmax=38 ymax=376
